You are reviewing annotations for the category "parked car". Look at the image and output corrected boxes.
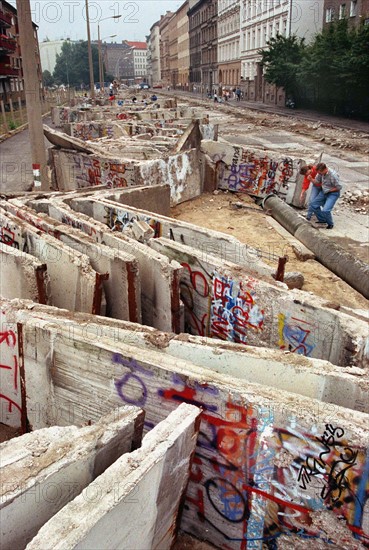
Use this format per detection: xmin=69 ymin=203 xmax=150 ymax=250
xmin=152 ymin=84 xmax=163 ymax=89
xmin=139 ymin=83 xmax=150 ymax=89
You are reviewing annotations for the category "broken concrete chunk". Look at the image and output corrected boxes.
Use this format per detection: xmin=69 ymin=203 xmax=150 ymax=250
xmin=26 ymin=403 xmax=201 ymax=550
xmin=131 ymin=219 xmax=155 ymax=243
xmin=283 ymin=271 xmax=305 ymax=289
xmin=0 ymin=406 xmax=144 ymax=550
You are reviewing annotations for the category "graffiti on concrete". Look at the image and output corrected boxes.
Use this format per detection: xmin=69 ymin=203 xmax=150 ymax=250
xmin=71 ymin=122 xmax=115 ymax=141
xmin=210 ymin=272 xmax=265 ymax=344
xmin=0 ymin=314 xmax=22 ymax=428
xmin=69 ymin=153 xmax=132 ymax=188
xmin=278 ymin=312 xmax=316 ymax=356
xmin=112 ymin=351 xmax=369 ymax=547
xmin=217 ymin=146 xmax=293 ymax=197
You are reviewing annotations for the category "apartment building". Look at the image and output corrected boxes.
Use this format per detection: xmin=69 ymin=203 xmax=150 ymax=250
xmin=39 ymin=40 xmax=66 ymax=74
xmin=159 ymin=11 xmax=174 ymax=87
xmin=148 ymin=21 xmax=161 ymax=86
xmin=240 ymin=0 xmax=324 ymax=103
xmin=323 ymin=0 xmax=369 ymax=26
xmin=218 ymin=0 xmax=241 ymax=88
xmin=168 ymin=11 xmax=179 ymax=88
xmin=126 ymin=41 xmax=147 ymax=81
xmin=177 ymin=1 xmax=190 ymax=90
xmin=0 ymin=0 xmax=42 ymax=107
xmin=188 ymin=0 xmax=218 ymax=92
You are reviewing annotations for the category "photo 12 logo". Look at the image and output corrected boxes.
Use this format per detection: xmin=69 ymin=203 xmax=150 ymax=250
xmin=30 ymin=1 xmax=139 ymax=25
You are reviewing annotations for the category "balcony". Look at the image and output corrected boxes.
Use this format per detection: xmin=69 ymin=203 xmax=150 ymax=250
xmin=0 ymin=10 xmax=12 ymax=27
xmin=0 ymin=65 xmax=19 ymax=76
xmin=0 ymin=36 xmax=16 ymax=52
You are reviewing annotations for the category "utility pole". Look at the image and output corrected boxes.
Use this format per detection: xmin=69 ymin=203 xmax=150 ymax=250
xmin=16 ymin=0 xmax=48 ymax=190
xmin=85 ymin=0 xmax=95 ymax=100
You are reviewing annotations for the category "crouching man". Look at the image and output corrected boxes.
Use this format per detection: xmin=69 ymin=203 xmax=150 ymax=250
xmin=310 ymin=162 xmax=342 ymax=229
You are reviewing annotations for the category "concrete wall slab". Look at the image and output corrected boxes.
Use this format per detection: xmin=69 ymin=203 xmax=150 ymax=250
xmin=149 ymin=237 xmax=369 ymax=368
xmin=0 ymin=208 xmax=102 ymax=314
xmin=32 ymin=201 xmax=182 ymax=332
xmin=0 ymin=406 xmax=144 ymax=550
xmin=26 ymin=403 xmax=200 ymax=550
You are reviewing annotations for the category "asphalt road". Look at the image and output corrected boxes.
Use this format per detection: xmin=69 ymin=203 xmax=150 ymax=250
xmin=0 ymin=116 xmax=53 ymax=193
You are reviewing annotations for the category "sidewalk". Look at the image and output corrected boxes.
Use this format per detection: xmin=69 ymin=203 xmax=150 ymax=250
xmin=166 ymin=90 xmax=369 ymax=133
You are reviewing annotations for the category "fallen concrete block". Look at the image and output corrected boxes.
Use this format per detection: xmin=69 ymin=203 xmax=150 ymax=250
xmin=2 ymin=299 xmax=369 ymax=421
xmin=26 ymin=403 xmax=201 ymax=550
xmin=0 ymin=207 xmax=103 ymax=314
xmin=102 ymin=183 xmax=171 ymax=216
xmin=3 ymin=200 xmax=141 ymax=323
xmin=68 ymin=196 xmax=277 ymax=283
xmin=149 ymin=237 xmax=369 ymax=368
xmin=0 ymin=406 xmax=144 ymax=550
xmin=30 ymin=200 xmax=182 ymax=333
xmin=201 ymin=139 xmax=297 ymax=201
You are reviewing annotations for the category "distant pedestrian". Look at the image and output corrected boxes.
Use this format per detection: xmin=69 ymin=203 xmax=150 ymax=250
xmin=299 ymin=164 xmax=319 ymax=220
xmin=213 ymin=92 xmax=218 ymax=103
xmin=236 ymin=88 xmax=241 ymax=101
xmin=310 ymin=162 xmax=342 ymax=229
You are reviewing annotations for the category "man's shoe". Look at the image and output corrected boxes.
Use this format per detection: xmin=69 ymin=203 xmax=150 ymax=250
xmin=326 ymin=225 xmax=334 ymax=229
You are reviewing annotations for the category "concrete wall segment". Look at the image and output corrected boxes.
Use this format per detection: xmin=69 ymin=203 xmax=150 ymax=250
xmin=28 ymin=200 xmax=181 ymax=332
xmin=148 ymin=237 xmax=369 ymax=369
xmin=201 ymin=139 xmax=298 ymax=201
xmin=2 ymin=199 xmax=141 ymax=323
xmin=0 ymin=208 xmax=102 ymax=315
xmin=26 ymin=404 xmax=201 ymax=550
xmin=0 ymin=406 xmax=144 ymax=550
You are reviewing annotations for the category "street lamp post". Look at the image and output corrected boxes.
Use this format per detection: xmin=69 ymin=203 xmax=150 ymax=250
xmin=98 ymin=15 xmax=122 ymax=93
xmin=85 ymin=0 xmax=95 ymax=100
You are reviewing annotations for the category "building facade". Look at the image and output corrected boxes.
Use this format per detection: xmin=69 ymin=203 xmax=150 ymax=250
xmin=148 ymin=21 xmax=161 ymax=86
xmin=240 ymin=0 xmax=324 ymax=103
xmin=39 ymin=39 xmax=66 ymax=74
xmin=126 ymin=41 xmax=147 ymax=81
xmin=188 ymin=0 xmax=218 ymax=91
xmin=323 ymin=0 xmax=369 ymax=26
xmin=0 ymin=0 xmax=42 ymax=107
xmin=159 ymin=11 xmax=174 ymax=87
xmin=177 ymin=1 xmax=190 ymax=89
xmin=218 ymin=0 xmax=241 ymax=88
xmin=103 ymin=42 xmax=132 ymax=82
xmin=168 ymin=9 xmax=179 ymax=88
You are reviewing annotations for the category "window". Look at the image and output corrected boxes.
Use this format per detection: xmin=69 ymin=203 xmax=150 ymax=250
xmin=339 ymin=3 xmax=346 ymax=18
xmin=325 ymin=8 xmax=334 ymax=23
xmin=350 ymin=0 xmax=357 ymax=16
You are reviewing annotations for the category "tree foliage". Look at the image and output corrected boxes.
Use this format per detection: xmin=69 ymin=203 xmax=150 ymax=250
xmin=53 ymin=41 xmax=99 ymax=88
xmin=42 ymin=70 xmax=54 ymax=87
xmin=260 ymin=20 xmax=369 ymax=119
xmin=258 ymin=35 xmax=306 ymax=98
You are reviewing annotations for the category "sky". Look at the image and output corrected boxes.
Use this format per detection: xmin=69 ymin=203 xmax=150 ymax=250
xmin=9 ymin=0 xmax=182 ymax=42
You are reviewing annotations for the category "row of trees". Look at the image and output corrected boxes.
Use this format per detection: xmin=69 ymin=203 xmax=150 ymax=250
xmin=259 ymin=20 xmax=369 ymax=120
xmin=43 ymin=41 xmax=113 ymax=89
